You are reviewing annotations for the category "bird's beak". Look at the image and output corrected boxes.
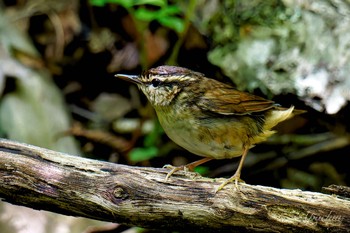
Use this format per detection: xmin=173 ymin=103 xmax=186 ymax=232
xmin=115 ymin=74 xmax=142 ymax=85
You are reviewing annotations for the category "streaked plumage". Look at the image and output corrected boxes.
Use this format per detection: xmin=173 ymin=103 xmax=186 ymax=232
xmin=116 ymin=66 xmax=302 ymax=192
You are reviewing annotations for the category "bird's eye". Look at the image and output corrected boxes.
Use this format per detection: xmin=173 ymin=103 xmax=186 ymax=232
xmin=151 ymin=78 xmax=161 ymax=87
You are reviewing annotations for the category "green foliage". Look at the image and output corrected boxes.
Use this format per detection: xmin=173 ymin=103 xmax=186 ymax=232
xmin=129 ymin=146 xmax=158 ymax=162
xmin=89 ymin=0 xmax=187 ymax=160
xmin=134 ymin=6 xmax=184 ymax=33
xmin=90 ymin=0 xmax=165 ymax=8
xmin=89 ymin=0 xmax=184 ymax=33
xmin=194 ymin=166 xmax=209 ymax=176
xmin=129 ymin=119 xmax=164 ymax=162
xmin=89 ymin=0 xmax=187 ymax=69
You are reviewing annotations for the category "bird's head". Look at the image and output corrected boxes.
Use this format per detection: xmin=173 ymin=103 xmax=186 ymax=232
xmin=116 ymin=66 xmax=203 ymax=106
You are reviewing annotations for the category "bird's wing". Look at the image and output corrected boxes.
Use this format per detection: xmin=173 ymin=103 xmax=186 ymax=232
xmin=196 ymin=82 xmax=275 ymax=115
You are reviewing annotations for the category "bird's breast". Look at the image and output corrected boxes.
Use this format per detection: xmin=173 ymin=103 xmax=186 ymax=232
xmin=154 ymin=106 xmax=252 ymax=159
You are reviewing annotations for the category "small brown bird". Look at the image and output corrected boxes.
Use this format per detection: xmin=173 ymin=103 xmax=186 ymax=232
xmin=116 ymin=66 xmax=302 ymax=192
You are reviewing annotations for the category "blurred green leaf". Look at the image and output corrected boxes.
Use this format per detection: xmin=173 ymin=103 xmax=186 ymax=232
xmin=158 ymin=5 xmax=182 ymax=15
xmin=89 ymin=0 xmax=166 ymax=8
xmin=144 ymin=120 xmax=163 ymax=147
xmin=89 ymin=0 xmax=184 ymax=35
xmin=134 ymin=7 xmax=184 ymax=32
xmin=109 ymin=0 xmax=134 ymax=8
xmin=134 ymin=8 xmax=160 ymax=21
xmin=90 ymin=0 xmax=133 ymax=8
xmin=129 ymin=146 xmax=159 ymax=162
xmin=129 ymin=120 xmax=163 ymax=162
xmin=194 ymin=166 xmax=209 ymax=176
xmin=89 ymin=0 xmax=107 ymax=7
xmin=134 ymin=0 xmax=166 ymax=7
xmin=159 ymin=16 xmax=185 ymax=33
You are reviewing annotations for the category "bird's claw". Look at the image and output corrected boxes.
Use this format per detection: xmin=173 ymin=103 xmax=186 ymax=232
xmin=215 ymin=175 xmax=245 ymax=193
xmin=163 ymin=165 xmax=186 ymax=181
xmin=162 ymin=164 xmax=175 ymax=169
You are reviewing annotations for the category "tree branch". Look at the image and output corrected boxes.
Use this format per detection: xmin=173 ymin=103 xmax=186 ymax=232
xmin=0 ymin=139 xmax=349 ymax=232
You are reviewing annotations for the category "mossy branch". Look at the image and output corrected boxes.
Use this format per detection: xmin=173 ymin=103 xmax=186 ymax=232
xmin=0 ymin=139 xmax=349 ymax=232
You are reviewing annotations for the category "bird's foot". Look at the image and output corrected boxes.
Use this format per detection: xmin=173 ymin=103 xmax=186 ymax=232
xmin=215 ymin=174 xmax=245 ymax=193
xmin=163 ymin=164 xmax=188 ymax=181
xmin=163 ymin=158 xmax=212 ymax=181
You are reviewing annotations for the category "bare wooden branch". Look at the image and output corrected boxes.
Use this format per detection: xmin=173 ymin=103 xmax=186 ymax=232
xmin=0 ymin=139 xmax=349 ymax=232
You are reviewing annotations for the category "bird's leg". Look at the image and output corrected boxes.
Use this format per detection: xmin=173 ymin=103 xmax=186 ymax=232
xmin=215 ymin=147 xmax=249 ymax=192
xmin=164 ymin=157 xmax=212 ymax=181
